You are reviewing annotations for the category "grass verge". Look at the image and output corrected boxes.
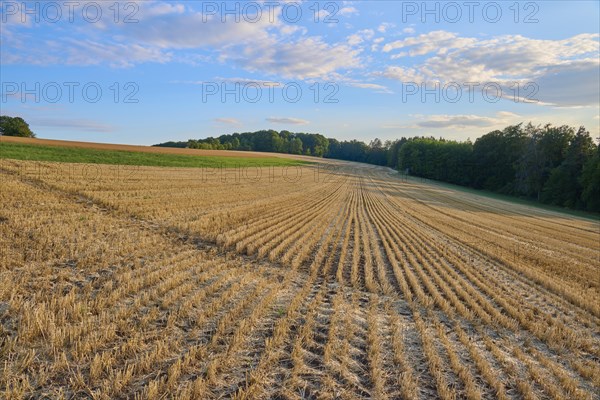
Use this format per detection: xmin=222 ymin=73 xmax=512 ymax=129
xmin=0 ymin=141 xmax=309 ymax=168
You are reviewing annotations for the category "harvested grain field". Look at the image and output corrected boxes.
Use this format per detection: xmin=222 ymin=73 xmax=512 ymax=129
xmin=1 ymin=157 xmax=599 ymax=400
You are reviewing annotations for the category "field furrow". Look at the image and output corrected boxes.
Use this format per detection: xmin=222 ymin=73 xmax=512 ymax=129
xmin=1 ymin=159 xmax=598 ymax=399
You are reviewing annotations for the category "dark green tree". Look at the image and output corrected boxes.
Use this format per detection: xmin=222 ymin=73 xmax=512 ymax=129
xmin=386 ymin=138 xmax=407 ymax=168
xmin=581 ymin=145 xmax=600 ymax=211
xmin=472 ymin=124 xmax=528 ymax=192
xmin=0 ymin=116 xmax=35 ymax=137
xmin=367 ymin=138 xmax=387 ymax=165
xmin=541 ymin=127 xmax=596 ymax=208
xmin=515 ymin=124 xmax=575 ymax=200
xmin=289 ymin=137 xmax=303 ymax=154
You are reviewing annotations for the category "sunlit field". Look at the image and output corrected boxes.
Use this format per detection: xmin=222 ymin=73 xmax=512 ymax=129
xmin=1 ymin=152 xmax=598 ymax=399
xmin=2 ymin=1 xmax=600 ymax=399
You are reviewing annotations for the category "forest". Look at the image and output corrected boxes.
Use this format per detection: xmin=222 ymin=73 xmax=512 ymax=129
xmin=154 ymin=124 xmax=600 ymax=211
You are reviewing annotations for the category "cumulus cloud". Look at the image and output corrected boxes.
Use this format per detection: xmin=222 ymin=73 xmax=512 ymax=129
xmin=371 ymin=37 xmax=385 ymax=51
xmin=3 ymin=1 xmax=363 ymax=80
xmin=316 ymin=5 xmax=358 ymax=20
xmin=120 ymin=9 xmax=277 ymax=49
xmin=222 ymin=36 xmax=362 ymax=80
xmin=381 ymin=31 xmax=600 ymax=106
xmin=143 ymin=2 xmax=186 ymax=17
xmin=524 ymin=59 xmax=599 ymax=107
xmin=380 ymin=66 xmax=426 ymax=82
xmin=266 ymin=117 xmax=310 ymax=125
xmin=347 ymin=29 xmax=375 ymax=45
xmin=3 ymin=3 xmax=270 ymax=66
xmin=382 ymin=30 xmax=476 ymax=55
xmin=377 ymin=23 xmax=395 ymax=33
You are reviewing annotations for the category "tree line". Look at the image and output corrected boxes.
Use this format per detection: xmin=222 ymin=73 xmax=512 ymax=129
xmin=395 ymin=125 xmax=599 ymax=211
xmin=155 ymin=124 xmax=600 ymax=212
xmin=157 ymin=130 xmax=330 ymax=157
xmin=3 ymin=115 xmax=595 ymax=211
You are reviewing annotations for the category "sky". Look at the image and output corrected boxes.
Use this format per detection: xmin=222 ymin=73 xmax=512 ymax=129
xmin=1 ymin=0 xmax=599 ymax=145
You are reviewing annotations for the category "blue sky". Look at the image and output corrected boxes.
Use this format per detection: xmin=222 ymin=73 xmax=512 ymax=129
xmin=1 ymin=1 xmax=599 ymax=145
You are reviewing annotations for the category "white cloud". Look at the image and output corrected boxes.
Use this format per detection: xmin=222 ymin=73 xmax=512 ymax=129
xmin=403 ymin=27 xmax=416 ymax=34
xmin=339 ymin=7 xmax=359 ymax=16
xmin=316 ymin=5 xmax=357 ymax=22
xmin=347 ymin=29 xmax=374 ymax=45
xmin=122 ymin=11 xmax=277 ymax=49
xmin=280 ymin=25 xmax=306 ymax=35
xmin=4 ymin=36 xmax=171 ymax=67
xmin=377 ymin=23 xmax=395 ymax=33
xmin=348 ymin=82 xmax=393 ymax=94
xmin=214 ymin=118 xmax=242 ymax=126
xmin=383 ymin=112 xmax=520 ymax=129
xmin=266 ymin=117 xmax=310 ymax=125
xmin=144 ymin=2 xmax=186 ymax=17
xmin=2 ymin=1 xmax=283 ymax=67
xmin=383 ymin=30 xmax=476 ymax=55
xmin=347 ymin=34 xmax=363 ymax=46
xmin=222 ymin=36 xmax=362 ymax=80
xmin=371 ymin=37 xmax=385 ymax=51
xmin=414 ymin=113 xmax=516 ymax=128
xmin=381 ymin=32 xmax=600 ymax=106
xmin=532 ymin=59 xmax=599 ymax=107
xmin=316 ymin=9 xmax=330 ymax=20
xmin=65 ymin=40 xmax=171 ymax=67
xmin=380 ymin=66 xmax=426 ymax=82
xmin=390 ymin=52 xmax=408 ymax=59
xmin=2 ymin=3 xmax=362 ymax=80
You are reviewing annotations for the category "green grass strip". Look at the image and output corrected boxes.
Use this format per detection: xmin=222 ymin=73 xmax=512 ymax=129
xmin=0 ymin=142 xmax=309 ymax=168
